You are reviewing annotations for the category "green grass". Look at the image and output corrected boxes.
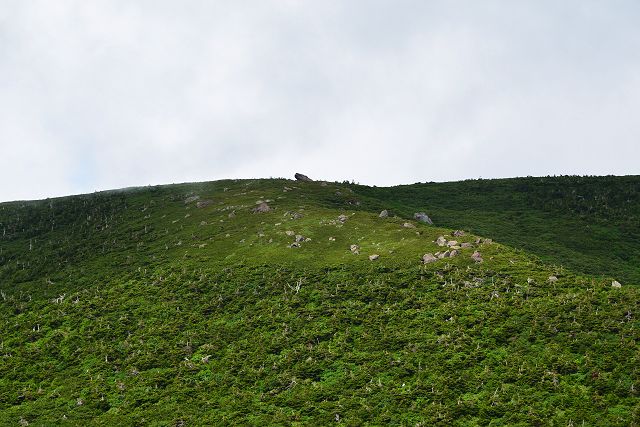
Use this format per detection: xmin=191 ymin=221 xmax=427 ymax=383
xmin=0 ymin=176 xmax=638 ymax=425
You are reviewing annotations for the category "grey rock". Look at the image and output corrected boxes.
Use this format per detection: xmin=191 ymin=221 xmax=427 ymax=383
xmin=548 ymin=275 xmax=558 ymax=283
xmin=294 ymin=173 xmax=313 ymax=182
xmin=453 ymin=230 xmax=465 ymax=237
xmin=196 ymin=199 xmax=214 ymax=208
xmin=369 ymin=254 xmax=380 ymax=261
xmin=422 ymin=253 xmax=438 ymax=264
xmin=338 ymin=214 xmax=349 ymax=223
xmin=350 ymin=244 xmax=360 ymax=254
xmin=379 ymin=210 xmax=389 ymax=218
xmin=253 ymin=202 xmax=271 ymax=213
xmin=436 ymin=236 xmax=447 ymax=246
xmin=403 ymin=222 xmax=416 ymax=228
xmin=446 ymin=240 xmax=459 ymax=247
xmin=414 ymin=212 xmax=433 ymax=225
xmin=471 ymin=251 xmax=483 ymax=263
xmin=461 ymin=242 xmax=473 ymax=248
xmin=184 ymin=195 xmax=200 ymax=204
xmin=611 ymin=280 xmax=622 ymax=288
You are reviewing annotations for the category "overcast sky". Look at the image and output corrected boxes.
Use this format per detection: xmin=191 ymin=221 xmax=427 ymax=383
xmin=1 ymin=1 xmax=639 ymax=201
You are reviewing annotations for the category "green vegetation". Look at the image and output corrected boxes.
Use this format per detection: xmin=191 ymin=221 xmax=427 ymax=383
xmin=0 ymin=176 xmax=638 ymax=425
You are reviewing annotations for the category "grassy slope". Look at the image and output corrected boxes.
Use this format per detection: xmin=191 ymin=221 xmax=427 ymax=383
xmin=351 ymin=175 xmax=640 ymax=284
xmin=0 ymin=177 xmax=638 ymax=425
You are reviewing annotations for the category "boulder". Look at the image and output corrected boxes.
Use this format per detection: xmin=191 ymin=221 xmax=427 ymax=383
xmin=338 ymin=214 xmax=349 ymax=223
xmin=438 ymin=251 xmax=451 ymax=259
xmin=461 ymin=242 xmax=473 ymax=248
xmin=295 ymin=235 xmax=305 ymax=242
xmin=184 ymin=195 xmax=200 ymax=204
xmin=369 ymin=254 xmax=380 ymax=261
xmin=379 ymin=210 xmax=389 ymax=218
xmin=414 ymin=212 xmax=433 ymax=225
xmin=285 ymin=230 xmax=295 ymax=236
xmin=294 ymin=173 xmax=313 ymax=182
xmin=196 ymin=199 xmax=214 ymax=208
xmin=422 ymin=253 xmax=438 ymax=264
xmin=449 ymin=250 xmax=459 ymax=257
xmin=436 ymin=236 xmax=447 ymax=247
xmin=471 ymin=251 xmax=483 ymax=263
xmin=350 ymin=244 xmax=360 ymax=254
xmin=253 ymin=202 xmax=271 ymax=213
xmin=453 ymin=230 xmax=465 ymax=237
xmin=403 ymin=222 xmax=416 ymax=229
xmin=446 ymin=240 xmax=459 ymax=247
xmin=611 ymin=280 xmax=622 ymax=288
xmin=548 ymin=276 xmax=558 ymax=283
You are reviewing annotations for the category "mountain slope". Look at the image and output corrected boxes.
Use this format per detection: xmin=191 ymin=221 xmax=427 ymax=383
xmin=0 ymin=177 xmax=639 ymax=425
xmin=351 ymin=175 xmax=640 ymax=284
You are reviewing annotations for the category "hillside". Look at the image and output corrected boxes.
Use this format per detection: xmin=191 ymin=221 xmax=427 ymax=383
xmin=0 ymin=176 xmax=639 ymax=425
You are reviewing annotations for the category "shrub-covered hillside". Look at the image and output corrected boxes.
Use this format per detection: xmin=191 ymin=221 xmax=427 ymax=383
xmin=353 ymin=175 xmax=640 ymax=284
xmin=0 ymin=177 xmax=638 ymax=425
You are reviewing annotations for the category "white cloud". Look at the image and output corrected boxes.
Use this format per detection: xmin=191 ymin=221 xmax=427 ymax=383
xmin=1 ymin=0 xmax=639 ymax=201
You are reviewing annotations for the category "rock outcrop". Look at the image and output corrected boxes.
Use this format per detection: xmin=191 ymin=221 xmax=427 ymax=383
xmin=294 ymin=173 xmax=313 ymax=182
xmin=252 ymin=202 xmax=271 ymax=213
xmin=414 ymin=212 xmax=433 ymax=225
xmin=422 ymin=253 xmax=437 ymax=264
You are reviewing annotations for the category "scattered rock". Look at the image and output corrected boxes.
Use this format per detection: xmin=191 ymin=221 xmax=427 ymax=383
xmin=446 ymin=240 xmax=459 ymax=247
xmin=228 ymin=210 xmax=236 ymax=218
xmin=379 ymin=210 xmax=389 ymax=218
xmin=422 ymin=253 xmax=438 ymax=264
xmin=350 ymin=244 xmax=360 ymax=254
xmin=449 ymin=249 xmax=459 ymax=257
xmin=436 ymin=236 xmax=447 ymax=246
xmin=338 ymin=214 xmax=349 ymax=223
xmin=369 ymin=254 xmax=380 ymax=261
xmin=438 ymin=250 xmax=451 ymax=259
xmin=184 ymin=195 xmax=200 ymax=204
xmin=288 ymin=242 xmax=301 ymax=248
xmin=328 ymin=237 xmax=336 ymax=241
xmin=414 ymin=212 xmax=433 ymax=225
xmin=611 ymin=280 xmax=622 ymax=288
xmin=461 ymin=242 xmax=473 ymax=249
xmin=196 ymin=200 xmax=214 ymax=208
xmin=484 ymin=238 xmax=493 ymax=244
xmin=403 ymin=222 xmax=416 ymax=228
xmin=295 ymin=235 xmax=305 ymax=243
xmin=253 ymin=202 xmax=271 ymax=213
xmin=294 ymin=173 xmax=313 ymax=182
xmin=548 ymin=276 xmax=558 ymax=283
xmin=453 ymin=230 xmax=465 ymax=237
xmin=471 ymin=251 xmax=483 ymax=263
xmin=285 ymin=230 xmax=295 ymax=236
xmin=283 ymin=186 xmax=293 ymax=192
xmin=527 ymin=278 xmax=535 ymax=284
xmin=320 ymin=181 xmax=328 ymax=187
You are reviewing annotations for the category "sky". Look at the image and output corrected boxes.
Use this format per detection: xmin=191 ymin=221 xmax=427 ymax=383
xmin=1 ymin=1 xmax=639 ymax=202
